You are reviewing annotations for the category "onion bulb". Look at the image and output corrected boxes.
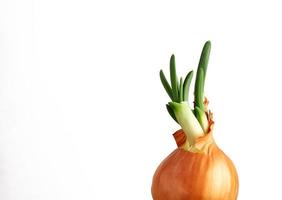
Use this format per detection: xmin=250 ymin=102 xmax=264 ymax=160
xmin=152 ymin=41 xmax=239 ymax=200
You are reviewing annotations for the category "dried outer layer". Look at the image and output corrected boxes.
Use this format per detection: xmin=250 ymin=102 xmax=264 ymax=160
xmin=151 ymin=127 xmax=239 ymax=200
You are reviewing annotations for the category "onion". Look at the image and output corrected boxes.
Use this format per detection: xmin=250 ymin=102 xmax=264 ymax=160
xmin=152 ymin=41 xmax=239 ymax=199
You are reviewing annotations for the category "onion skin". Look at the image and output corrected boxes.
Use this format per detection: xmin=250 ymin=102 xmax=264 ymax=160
xmin=151 ymin=128 xmax=239 ymax=200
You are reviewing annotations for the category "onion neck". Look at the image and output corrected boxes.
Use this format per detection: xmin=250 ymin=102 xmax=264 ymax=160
xmin=173 ymin=121 xmax=215 ymax=154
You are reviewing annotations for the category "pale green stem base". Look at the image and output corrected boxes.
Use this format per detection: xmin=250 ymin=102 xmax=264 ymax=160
xmin=169 ymin=102 xmax=205 ymax=146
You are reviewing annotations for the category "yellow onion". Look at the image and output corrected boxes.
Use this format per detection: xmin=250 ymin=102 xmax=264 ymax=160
xmin=151 ymin=124 xmax=239 ymax=200
xmin=154 ymin=41 xmax=239 ymax=199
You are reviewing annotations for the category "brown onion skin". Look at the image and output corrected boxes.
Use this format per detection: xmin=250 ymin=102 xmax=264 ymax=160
xmin=151 ymin=129 xmax=239 ymax=200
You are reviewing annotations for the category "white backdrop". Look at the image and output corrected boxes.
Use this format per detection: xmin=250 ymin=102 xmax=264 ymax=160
xmin=1 ymin=0 xmax=282 ymax=199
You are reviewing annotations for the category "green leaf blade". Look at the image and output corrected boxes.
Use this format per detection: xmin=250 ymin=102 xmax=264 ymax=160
xmin=183 ymin=70 xmax=194 ymax=101
xmin=170 ymin=54 xmax=179 ymax=102
xmin=166 ymin=104 xmax=178 ymax=123
xmin=194 ymin=41 xmax=211 ymax=111
xmin=198 ymin=41 xmax=211 ymax=82
xmin=179 ymin=77 xmax=183 ymax=102
xmin=194 ymin=68 xmax=204 ymax=110
xmin=159 ymin=70 xmax=173 ymax=100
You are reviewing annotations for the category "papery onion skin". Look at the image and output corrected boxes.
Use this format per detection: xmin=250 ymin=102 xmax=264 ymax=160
xmin=151 ymin=129 xmax=239 ymax=200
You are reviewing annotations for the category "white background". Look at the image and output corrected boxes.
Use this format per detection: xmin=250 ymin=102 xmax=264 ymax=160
xmin=1 ymin=0 xmax=282 ymax=199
